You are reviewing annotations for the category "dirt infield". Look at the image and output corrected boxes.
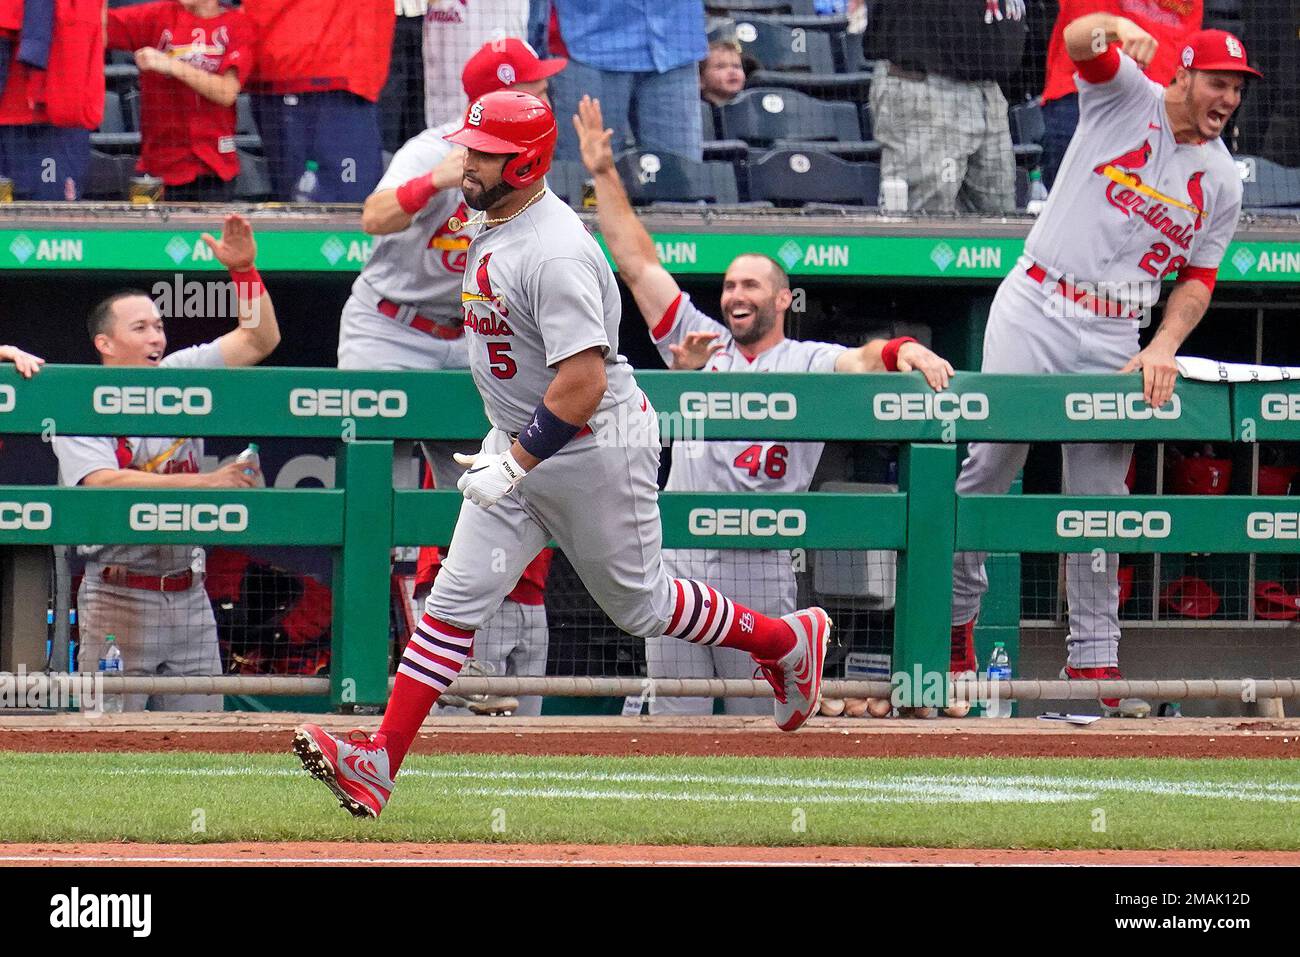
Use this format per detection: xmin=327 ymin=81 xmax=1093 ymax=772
xmin=3 ymin=842 xmax=1298 ymax=867
xmin=2 ymin=713 xmax=1298 ymax=759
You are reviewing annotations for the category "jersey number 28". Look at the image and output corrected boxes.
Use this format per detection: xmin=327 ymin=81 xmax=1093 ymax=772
xmin=1137 ymin=241 xmax=1188 ymax=279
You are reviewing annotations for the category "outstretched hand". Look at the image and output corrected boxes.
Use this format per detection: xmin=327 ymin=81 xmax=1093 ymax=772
xmin=896 ymin=341 xmax=955 ymax=391
xmin=1120 ymin=344 xmax=1179 ymax=408
xmin=573 ymin=95 xmax=616 ymax=177
xmin=201 ymin=213 xmax=257 ymax=271
xmin=669 ymin=332 xmax=726 ymax=370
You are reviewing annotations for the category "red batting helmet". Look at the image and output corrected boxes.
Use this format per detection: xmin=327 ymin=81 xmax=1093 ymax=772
xmin=445 ymin=90 xmax=557 ymax=189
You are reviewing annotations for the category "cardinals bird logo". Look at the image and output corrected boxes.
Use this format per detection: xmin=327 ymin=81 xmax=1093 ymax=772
xmin=461 ymin=252 xmax=509 ymax=316
xmin=1095 ymin=140 xmax=1207 ymax=230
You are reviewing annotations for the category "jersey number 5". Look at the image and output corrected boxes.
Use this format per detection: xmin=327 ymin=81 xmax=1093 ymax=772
xmin=487 ymin=342 xmax=517 ymax=379
xmin=733 ymin=444 xmax=788 ymax=479
xmin=1138 ymin=242 xmax=1188 ymax=279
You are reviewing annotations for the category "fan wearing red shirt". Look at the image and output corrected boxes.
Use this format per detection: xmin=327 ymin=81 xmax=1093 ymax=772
xmin=1040 ymin=1 xmax=1202 ymax=187
xmin=107 ymin=0 xmax=254 ymax=201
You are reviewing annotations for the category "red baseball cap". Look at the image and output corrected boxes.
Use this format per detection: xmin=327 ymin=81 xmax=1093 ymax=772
xmin=1179 ymin=29 xmax=1263 ymax=78
xmin=461 ymin=38 xmax=567 ymax=102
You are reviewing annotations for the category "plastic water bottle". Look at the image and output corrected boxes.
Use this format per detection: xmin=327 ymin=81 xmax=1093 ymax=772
xmin=236 ymin=443 xmax=265 ymax=486
xmin=1026 ymin=168 xmax=1049 ymax=215
xmin=294 ymin=160 xmax=319 ymax=203
xmin=98 ymin=634 xmax=124 ymax=714
xmin=984 ymin=641 xmax=1013 ymax=718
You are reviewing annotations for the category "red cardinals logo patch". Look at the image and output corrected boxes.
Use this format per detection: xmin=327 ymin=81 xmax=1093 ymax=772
xmin=428 ymin=202 xmax=471 ymax=272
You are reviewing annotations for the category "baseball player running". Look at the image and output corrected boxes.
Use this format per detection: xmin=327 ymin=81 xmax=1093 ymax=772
xmin=338 ymin=39 xmax=567 ymax=700
xmin=52 ymin=214 xmax=281 ymax=711
xmin=295 ymin=90 xmax=833 ymax=817
xmin=949 ymin=16 xmax=1257 ymax=716
xmin=573 ymin=95 xmax=954 ymax=716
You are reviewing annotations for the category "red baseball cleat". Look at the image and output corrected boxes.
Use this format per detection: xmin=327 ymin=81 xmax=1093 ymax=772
xmin=1060 ymin=666 xmax=1151 ymax=718
xmin=293 ymin=724 xmax=394 ymax=818
xmin=755 ymin=607 xmax=831 ymax=732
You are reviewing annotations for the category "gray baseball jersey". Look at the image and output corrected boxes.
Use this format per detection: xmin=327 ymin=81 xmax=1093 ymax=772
xmin=460 ymin=189 xmax=637 ymax=434
xmin=652 ymin=292 xmax=845 ymax=494
xmin=952 ymin=48 xmax=1244 ymax=670
xmin=53 ymin=341 xmax=224 ymax=575
xmin=1025 ymin=50 xmax=1241 ymax=308
xmin=351 ymin=120 xmax=471 ymax=318
xmin=648 ymin=292 xmax=844 ymax=711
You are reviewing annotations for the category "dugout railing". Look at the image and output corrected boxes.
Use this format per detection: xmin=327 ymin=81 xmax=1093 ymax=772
xmin=0 ymin=366 xmax=1297 ymax=711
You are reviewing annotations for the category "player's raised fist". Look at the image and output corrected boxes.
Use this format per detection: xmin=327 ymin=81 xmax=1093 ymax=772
xmin=573 ymin=96 xmax=616 ymax=177
xmin=433 ymin=148 xmax=467 ymax=191
xmin=1115 ymin=18 xmax=1157 ymax=68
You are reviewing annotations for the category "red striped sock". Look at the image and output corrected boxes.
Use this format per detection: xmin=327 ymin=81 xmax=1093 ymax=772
xmin=379 ymin=614 xmax=474 ymax=772
xmin=664 ymin=579 xmax=795 ymax=660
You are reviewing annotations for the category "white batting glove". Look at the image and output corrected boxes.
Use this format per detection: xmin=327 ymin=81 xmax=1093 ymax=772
xmin=1005 ymin=0 xmax=1026 ymax=21
xmin=454 ymin=450 xmax=528 ymax=508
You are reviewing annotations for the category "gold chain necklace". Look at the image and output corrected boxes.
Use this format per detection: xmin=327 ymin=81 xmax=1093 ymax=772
xmin=450 ymin=188 xmax=547 ymax=232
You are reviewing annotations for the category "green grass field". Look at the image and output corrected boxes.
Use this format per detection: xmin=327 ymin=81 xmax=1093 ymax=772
xmin=3 ymin=752 xmax=1299 ymax=849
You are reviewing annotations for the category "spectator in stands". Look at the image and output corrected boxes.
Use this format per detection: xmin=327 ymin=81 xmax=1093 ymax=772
xmin=0 ymin=0 xmax=103 ymax=200
xmin=0 ymin=343 xmax=43 ymax=377
xmin=423 ymin=0 xmax=528 ymax=130
xmin=699 ymin=36 xmax=746 ymax=108
xmin=546 ymin=0 xmax=707 ymax=162
xmin=1040 ymin=2 xmax=1202 ymax=187
xmin=378 ymin=1 xmax=428 ymax=155
xmin=107 ymin=0 xmax=255 ymax=202
xmin=242 ymin=0 xmax=393 ymax=201
xmin=866 ymin=0 xmax=1028 ymax=213
xmin=52 ymin=214 xmax=280 ymax=712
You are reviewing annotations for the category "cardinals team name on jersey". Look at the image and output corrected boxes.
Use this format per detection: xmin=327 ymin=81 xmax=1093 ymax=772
xmin=1096 ymin=143 xmax=1206 ymax=251
xmin=463 ymin=314 xmax=514 ymax=337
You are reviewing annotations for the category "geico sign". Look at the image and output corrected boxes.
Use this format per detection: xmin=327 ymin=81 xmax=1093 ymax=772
xmin=1065 ymin=392 xmax=1182 ymax=420
xmin=93 ymin=386 xmax=212 ymax=415
xmin=289 ymin=388 xmax=408 ymax=418
xmin=129 ymin=503 xmax=248 ymax=532
xmin=679 ymin=392 xmax=796 ymax=420
xmin=687 ymin=507 xmax=806 ymax=537
xmin=1247 ymin=512 xmax=1300 ymax=539
xmin=0 ymin=502 xmax=52 ymax=530
xmin=873 ymin=392 xmax=989 ymax=421
xmin=0 ymin=384 xmax=14 ymax=413
xmin=1056 ymin=510 xmax=1171 ymax=538
xmin=1260 ymin=394 xmax=1300 ymax=421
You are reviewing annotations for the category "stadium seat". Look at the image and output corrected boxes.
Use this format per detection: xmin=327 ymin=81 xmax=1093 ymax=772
xmin=835 ymin=30 xmax=873 ymax=74
xmin=720 ymin=86 xmax=861 ymax=143
xmin=615 ymin=149 xmax=739 ymax=204
xmin=84 ymin=150 xmax=134 ymax=200
xmin=745 ymin=149 xmax=880 ymax=206
xmin=746 ymin=69 xmax=872 ymax=101
xmin=1237 ymin=155 xmax=1300 ymax=208
xmin=732 ymin=15 xmax=837 ymax=72
xmin=100 ymin=92 xmax=126 ymax=134
xmin=545 ymin=159 xmax=590 ymax=208
xmin=232 ymin=150 xmax=272 ymax=201
xmin=1009 ymin=100 xmax=1045 ymax=146
xmin=236 ymin=95 xmax=259 ymax=136
xmin=700 ymin=100 xmax=717 ymax=140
